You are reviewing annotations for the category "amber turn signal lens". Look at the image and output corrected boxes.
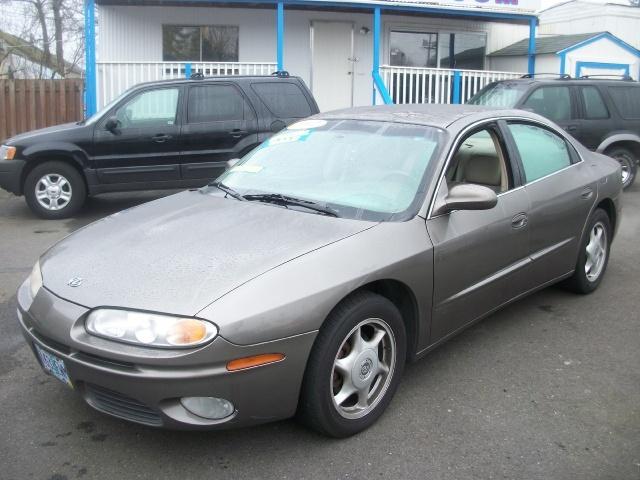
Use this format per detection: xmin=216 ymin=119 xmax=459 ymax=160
xmin=226 ymin=353 xmax=285 ymax=371
xmin=166 ymin=319 xmax=208 ymax=346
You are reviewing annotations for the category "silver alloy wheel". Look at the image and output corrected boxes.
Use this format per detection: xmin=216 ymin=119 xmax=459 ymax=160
xmin=331 ymin=318 xmax=396 ymax=420
xmin=35 ymin=173 xmax=72 ymax=211
xmin=613 ymin=154 xmax=632 ymax=186
xmin=585 ymin=221 xmax=607 ymax=282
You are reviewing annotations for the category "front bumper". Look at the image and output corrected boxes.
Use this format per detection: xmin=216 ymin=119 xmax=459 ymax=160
xmin=17 ymin=282 xmax=316 ymax=430
xmin=0 ymin=158 xmax=26 ymax=195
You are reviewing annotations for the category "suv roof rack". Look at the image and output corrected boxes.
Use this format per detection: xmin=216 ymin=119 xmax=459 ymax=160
xmin=271 ymin=70 xmax=290 ymax=78
xmin=189 ymin=72 xmax=205 ymax=80
xmin=578 ymin=74 xmax=634 ymax=81
xmin=520 ymin=73 xmax=572 ymax=79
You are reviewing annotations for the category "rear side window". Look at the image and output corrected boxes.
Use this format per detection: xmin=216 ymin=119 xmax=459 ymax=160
xmin=187 ymin=84 xmax=253 ymax=123
xmin=522 ymin=86 xmax=571 ymax=122
xmin=608 ymin=86 xmax=640 ymax=119
xmin=251 ymin=82 xmax=312 ymax=118
xmin=579 ymin=86 xmax=609 ymax=119
xmin=508 ymin=123 xmax=571 ymax=183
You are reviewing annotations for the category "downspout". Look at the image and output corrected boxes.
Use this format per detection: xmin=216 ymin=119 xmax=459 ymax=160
xmin=372 ymin=7 xmax=392 ymax=105
xmin=277 ymin=2 xmax=284 ymax=71
xmin=84 ymin=0 xmax=97 ymax=116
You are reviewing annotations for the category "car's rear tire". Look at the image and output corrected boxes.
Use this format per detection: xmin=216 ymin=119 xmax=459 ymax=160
xmin=563 ymin=208 xmax=611 ymax=294
xmin=24 ymin=161 xmax=87 ymax=219
xmin=606 ymin=147 xmax=637 ymax=189
xmin=298 ymin=291 xmax=406 ymax=438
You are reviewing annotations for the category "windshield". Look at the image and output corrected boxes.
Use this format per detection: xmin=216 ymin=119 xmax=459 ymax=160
xmin=82 ymin=88 xmax=133 ymax=125
xmin=468 ymin=82 xmax=530 ymax=107
xmin=212 ymin=119 xmax=444 ymax=221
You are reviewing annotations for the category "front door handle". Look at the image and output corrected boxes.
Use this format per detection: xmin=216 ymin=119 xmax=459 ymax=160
xmin=511 ymin=213 xmax=528 ymax=229
xmin=229 ymin=129 xmax=248 ymax=138
xmin=151 ymin=134 xmax=171 ymax=143
xmin=581 ymin=187 xmax=594 ymax=200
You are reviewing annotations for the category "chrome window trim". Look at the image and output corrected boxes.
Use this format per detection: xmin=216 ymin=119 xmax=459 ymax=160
xmin=426 ymin=115 xmax=585 ymax=220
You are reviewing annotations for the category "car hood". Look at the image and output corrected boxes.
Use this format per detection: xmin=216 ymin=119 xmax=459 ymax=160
xmin=7 ymin=122 xmax=82 ymax=145
xmin=40 ymin=190 xmax=375 ymax=316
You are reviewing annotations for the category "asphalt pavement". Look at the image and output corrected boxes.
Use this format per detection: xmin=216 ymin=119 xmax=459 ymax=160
xmin=0 ymin=186 xmax=638 ymax=480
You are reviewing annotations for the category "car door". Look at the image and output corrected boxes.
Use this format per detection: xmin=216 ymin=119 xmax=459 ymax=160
xmin=574 ymin=85 xmax=611 ymax=150
xmin=520 ymin=85 xmax=580 ymax=138
xmin=92 ymin=86 xmax=183 ymax=184
xmin=426 ymin=123 xmax=530 ymax=342
xmin=179 ymin=83 xmax=258 ymax=182
xmin=504 ymin=121 xmax=596 ymax=289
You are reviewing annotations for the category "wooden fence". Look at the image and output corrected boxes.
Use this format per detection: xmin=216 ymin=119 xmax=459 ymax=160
xmin=0 ymin=79 xmax=84 ymax=143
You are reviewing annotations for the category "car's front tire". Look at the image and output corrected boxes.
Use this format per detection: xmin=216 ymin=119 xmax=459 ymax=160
xmin=606 ymin=147 xmax=637 ymax=189
xmin=563 ymin=208 xmax=611 ymax=294
xmin=24 ymin=161 xmax=87 ymax=219
xmin=298 ymin=291 xmax=406 ymax=438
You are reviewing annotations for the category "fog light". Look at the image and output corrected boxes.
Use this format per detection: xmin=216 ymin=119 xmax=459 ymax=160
xmin=180 ymin=396 xmax=234 ymax=420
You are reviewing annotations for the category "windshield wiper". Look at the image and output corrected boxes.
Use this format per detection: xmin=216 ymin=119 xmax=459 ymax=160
xmin=243 ymin=193 xmax=339 ymax=217
xmin=211 ymin=181 xmax=245 ymax=201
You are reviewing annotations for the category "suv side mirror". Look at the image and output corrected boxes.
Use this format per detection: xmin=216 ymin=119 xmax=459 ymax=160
xmin=432 ymin=184 xmax=498 ymax=216
xmin=105 ymin=116 xmax=119 ymax=132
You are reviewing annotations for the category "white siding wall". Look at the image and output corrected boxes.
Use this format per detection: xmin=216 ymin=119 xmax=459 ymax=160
xmin=563 ymin=37 xmax=640 ymax=79
xmin=539 ymin=1 xmax=640 ymax=50
xmin=99 ymin=5 xmax=530 ymax=108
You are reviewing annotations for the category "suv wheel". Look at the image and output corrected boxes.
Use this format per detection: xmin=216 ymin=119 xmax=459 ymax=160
xmin=606 ymin=147 xmax=637 ymax=189
xmin=298 ymin=291 xmax=406 ymax=437
xmin=24 ymin=161 xmax=87 ymax=219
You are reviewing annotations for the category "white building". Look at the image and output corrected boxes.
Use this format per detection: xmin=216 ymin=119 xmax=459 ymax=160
xmin=84 ymin=0 xmax=540 ymax=115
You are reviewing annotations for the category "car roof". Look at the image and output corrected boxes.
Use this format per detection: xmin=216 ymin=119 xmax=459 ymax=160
xmin=315 ymin=104 xmax=537 ymax=130
xmin=488 ymin=77 xmax=639 ymax=87
xmin=128 ymin=74 xmax=304 ymax=90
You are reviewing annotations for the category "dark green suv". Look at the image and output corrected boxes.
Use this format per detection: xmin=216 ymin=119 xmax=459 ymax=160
xmin=469 ymin=76 xmax=640 ymax=189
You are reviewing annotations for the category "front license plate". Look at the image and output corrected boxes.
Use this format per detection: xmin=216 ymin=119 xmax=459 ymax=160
xmin=34 ymin=343 xmax=73 ymax=388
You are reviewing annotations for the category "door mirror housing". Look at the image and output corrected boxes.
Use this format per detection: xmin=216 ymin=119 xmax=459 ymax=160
xmin=226 ymin=158 xmax=241 ymax=170
xmin=105 ymin=116 xmax=120 ymax=132
xmin=432 ymin=184 xmax=498 ymax=216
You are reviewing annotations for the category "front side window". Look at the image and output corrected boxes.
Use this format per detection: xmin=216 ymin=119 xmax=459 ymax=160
xmin=445 ymin=128 xmax=511 ymax=194
xmin=114 ymin=88 xmax=179 ymax=129
xmin=508 ymin=123 xmax=571 ymax=183
xmin=215 ymin=120 xmax=445 ymax=221
xmin=187 ymin=85 xmax=252 ymax=123
xmin=522 ymin=86 xmax=572 ymax=122
xmin=163 ymin=25 xmax=239 ymax=62
xmin=389 ymin=31 xmax=438 ymax=68
xmin=580 ymin=86 xmax=609 ymax=119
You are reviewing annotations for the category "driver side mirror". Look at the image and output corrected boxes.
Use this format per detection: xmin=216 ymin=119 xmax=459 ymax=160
xmin=432 ymin=184 xmax=498 ymax=217
xmin=105 ymin=116 xmax=120 ymax=133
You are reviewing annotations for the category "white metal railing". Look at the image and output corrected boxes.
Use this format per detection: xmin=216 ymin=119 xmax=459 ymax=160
xmin=96 ymin=61 xmax=278 ymax=108
xmin=379 ymin=66 xmax=523 ymax=105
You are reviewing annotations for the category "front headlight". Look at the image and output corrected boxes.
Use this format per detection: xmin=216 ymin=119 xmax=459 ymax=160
xmin=86 ymin=309 xmax=218 ymax=348
xmin=0 ymin=145 xmax=16 ymax=160
xmin=29 ymin=261 xmax=43 ymax=299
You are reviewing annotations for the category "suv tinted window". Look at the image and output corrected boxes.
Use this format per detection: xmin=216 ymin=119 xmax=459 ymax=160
xmin=187 ymin=84 xmax=251 ymax=123
xmin=251 ymin=82 xmax=312 ymax=118
xmin=579 ymin=86 xmax=609 ymax=119
xmin=522 ymin=86 xmax=571 ymax=122
xmin=115 ymin=88 xmax=179 ymax=128
xmin=508 ymin=123 xmax=571 ymax=182
xmin=607 ymin=86 xmax=640 ymax=119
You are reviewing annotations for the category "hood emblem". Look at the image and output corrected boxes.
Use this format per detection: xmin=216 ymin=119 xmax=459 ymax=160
xmin=67 ymin=277 xmax=84 ymax=287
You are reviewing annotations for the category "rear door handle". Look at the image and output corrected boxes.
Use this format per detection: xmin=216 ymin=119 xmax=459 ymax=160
xmin=581 ymin=187 xmax=594 ymax=200
xmin=151 ymin=134 xmax=171 ymax=143
xmin=511 ymin=213 xmax=528 ymax=229
xmin=229 ymin=129 xmax=248 ymax=138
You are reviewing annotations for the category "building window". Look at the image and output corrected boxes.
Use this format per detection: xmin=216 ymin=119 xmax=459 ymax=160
xmin=162 ymin=25 xmax=239 ymax=62
xmin=389 ymin=31 xmax=438 ymax=68
xmin=438 ymin=32 xmax=486 ymax=70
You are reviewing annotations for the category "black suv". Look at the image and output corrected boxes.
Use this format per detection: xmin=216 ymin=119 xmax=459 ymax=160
xmin=0 ymin=74 xmax=319 ymax=218
xmin=469 ymin=76 xmax=640 ymax=189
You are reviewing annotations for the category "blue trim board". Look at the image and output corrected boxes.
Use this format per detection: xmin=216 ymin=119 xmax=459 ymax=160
xmin=373 ymin=72 xmax=393 ymax=105
xmin=527 ymin=17 xmax=536 ymax=75
xmin=185 ymin=63 xmax=192 ymax=77
xmin=559 ymin=51 xmax=565 ymax=75
xmin=277 ymin=2 xmax=284 ymax=70
xmin=371 ymin=7 xmax=392 ymax=105
xmin=575 ymin=61 xmax=630 ymax=78
xmin=452 ymin=70 xmax=461 ymax=104
xmin=84 ymin=0 xmax=97 ymax=117
xmin=557 ymin=32 xmax=640 ymax=58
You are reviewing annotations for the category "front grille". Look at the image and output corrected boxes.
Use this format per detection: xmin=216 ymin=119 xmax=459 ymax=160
xmin=85 ymin=384 xmax=163 ymax=427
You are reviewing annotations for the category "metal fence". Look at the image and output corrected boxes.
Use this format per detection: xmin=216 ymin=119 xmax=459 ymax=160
xmin=96 ymin=61 xmax=278 ymax=109
xmin=379 ymin=66 xmax=523 ymax=105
